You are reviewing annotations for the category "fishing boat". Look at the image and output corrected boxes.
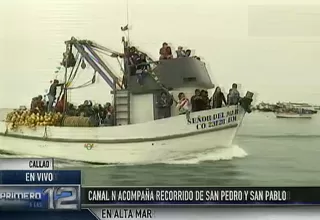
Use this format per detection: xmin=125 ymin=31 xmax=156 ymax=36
xmin=0 ymin=35 xmax=254 ymax=164
xmin=275 ymin=112 xmax=313 ymax=119
xmin=275 ymin=108 xmax=313 ymax=119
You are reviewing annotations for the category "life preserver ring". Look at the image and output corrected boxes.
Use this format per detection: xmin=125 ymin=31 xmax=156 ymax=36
xmin=84 ymin=143 xmax=94 ymax=150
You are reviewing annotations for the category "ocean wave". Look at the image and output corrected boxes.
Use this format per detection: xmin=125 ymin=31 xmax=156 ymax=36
xmin=0 ymin=145 xmax=248 ymax=167
xmin=0 ymin=151 xmax=116 ymax=168
xmin=162 ymin=145 xmax=248 ymax=165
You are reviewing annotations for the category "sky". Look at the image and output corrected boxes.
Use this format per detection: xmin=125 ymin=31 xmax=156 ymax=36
xmin=1 ymin=0 xmax=320 ymax=107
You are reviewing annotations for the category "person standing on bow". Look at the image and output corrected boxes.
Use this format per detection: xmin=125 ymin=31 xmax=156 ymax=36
xmin=191 ymin=89 xmax=203 ymax=112
xmin=200 ymin=90 xmax=210 ymax=110
xmin=228 ymin=83 xmax=240 ymax=105
xmin=226 ymin=89 xmax=232 ymax=105
xmin=47 ymin=79 xmax=64 ymax=112
xmin=211 ymin=87 xmax=227 ymax=109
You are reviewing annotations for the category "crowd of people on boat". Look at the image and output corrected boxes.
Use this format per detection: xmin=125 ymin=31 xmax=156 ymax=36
xmin=29 ymin=83 xmax=240 ymax=127
xmin=159 ymin=42 xmax=201 ymax=60
xmin=127 ymin=42 xmax=201 ymax=70
xmin=156 ymin=83 xmax=241 ymax=118
xmin=122 ymin=42 xmax=202 ymax=88
xmin=27 ymin=40 xmax=241 ymax=126
xmin=68 ymin=101 xmax=115 ymax=126
xmin=29 ymin=79 xmax=115 ymax=126
xmin=30 ymin=95 xmax=115 ymax=126
xmin=29 ymin=79 xmax=66 ymax=114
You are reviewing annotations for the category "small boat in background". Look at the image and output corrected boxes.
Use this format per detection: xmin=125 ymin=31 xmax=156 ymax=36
xmin=275 ymin=108 xmax=313 ymax=119
xmin=275 ymin=112 xmax=313 ymax=119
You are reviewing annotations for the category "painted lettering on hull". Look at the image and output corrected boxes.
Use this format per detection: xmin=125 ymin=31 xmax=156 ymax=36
xmin=187 ymin=109 xmax=239 ymax=130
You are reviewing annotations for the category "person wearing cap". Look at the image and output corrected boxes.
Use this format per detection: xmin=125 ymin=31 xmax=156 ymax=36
xmin=176 ymin=46 xmax=186 ymax=58
xmin=47 ymin=79 xmax=64 ymax=112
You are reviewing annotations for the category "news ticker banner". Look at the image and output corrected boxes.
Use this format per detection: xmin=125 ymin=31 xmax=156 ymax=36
xmin=0 ymin=208 xmax=320 ymax=220
xmin=0 ymin=207 xmax=319 ymax=220
xmin=0 ymin=170 xmax=80 ymax=184
xmin=1 ymin=186 xmax=320 ymax=211
xmin=0 ymin=170 xmax=81 ymax=210
xmin=81 ymin=187 xmax=320 ymax=206
xmin=86 ymin=207 xmax=320 ymax=220
xmin=0 ymin=158 xmax=54 ymax=170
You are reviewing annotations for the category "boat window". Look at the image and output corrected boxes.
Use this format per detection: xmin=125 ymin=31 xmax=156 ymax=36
xmin=183 ymin=77 xmax=197 ymax=82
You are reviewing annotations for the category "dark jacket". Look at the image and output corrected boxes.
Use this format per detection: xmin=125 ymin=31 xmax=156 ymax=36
xmin=202 ymin=96 xmax=210 ymax=109
xmin=157 ymin=96 xmax=173 ymax=108
xmin=136 ymin=56 xmax=150 ymax=72
xmin=191 ymin=95 xmax=206 ymax=111
xmin=212 ymin=93 xmax=227 ymax=108
xmin=48 ymin=83 xmax=63 ymax=97
xmin=48 ymin=84 xmax=58 ymax=97
xmin=156 ymin=95 xmax=173 ymax=119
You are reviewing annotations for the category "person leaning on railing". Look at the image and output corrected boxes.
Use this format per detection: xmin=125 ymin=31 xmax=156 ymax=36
xmin=176 ymin=92 xmax=191 ymax=115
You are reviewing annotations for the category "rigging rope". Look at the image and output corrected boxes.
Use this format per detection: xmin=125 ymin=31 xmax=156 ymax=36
xmin=67 ymin=52 xmax=80 ymax=81
xmin=116 ymin=57 xmax=125 ymax=75
xmin=92 ymin=48 xmax=114 ymax=57
xmin=67 ymin=80 xmax=93 ymax=90
xmin=56 ymin=52 xmax=81 ymax=102
xmin=67 ymin=72 xmax=96 ymax=90
xmin=65 ymin=48 xmax=110 ymax=91
xmin=68 ymin=57 xmax=82 ymax=85
xmin=67 ymin=53 xmax=82 ymax=84
xmin=87 ymin=49 xmax=123 ymax=88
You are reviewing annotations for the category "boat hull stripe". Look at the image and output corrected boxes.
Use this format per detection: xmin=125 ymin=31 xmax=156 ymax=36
xmin=0 ymin=123 xmax=238 ymax=144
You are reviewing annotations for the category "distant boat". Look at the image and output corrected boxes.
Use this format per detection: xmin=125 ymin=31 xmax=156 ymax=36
xmin=275 ymin=112 xmax=313 ymax=119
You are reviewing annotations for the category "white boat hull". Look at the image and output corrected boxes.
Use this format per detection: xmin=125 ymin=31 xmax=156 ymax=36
xmin=275 ymin=113 xmax=313 ymax=119
xmin=0 ymin=106 xmax=245 ymax=164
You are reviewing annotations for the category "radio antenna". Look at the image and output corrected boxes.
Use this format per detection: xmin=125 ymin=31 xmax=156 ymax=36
xmin=126 ymin=0 xmax=130 ymax=43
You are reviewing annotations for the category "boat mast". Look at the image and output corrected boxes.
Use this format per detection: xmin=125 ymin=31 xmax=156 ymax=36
xmin=121 ymin=0 xmax=131 ymax=88
xmin=63 ymin=43 xmax=69 ymax=114
xmin=126 ymin=0 xmax=130 ymax=43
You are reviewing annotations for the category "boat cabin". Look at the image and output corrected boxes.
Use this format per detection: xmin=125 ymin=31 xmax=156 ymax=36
xmin=114 ymin=57 xmax=214 ymax=125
